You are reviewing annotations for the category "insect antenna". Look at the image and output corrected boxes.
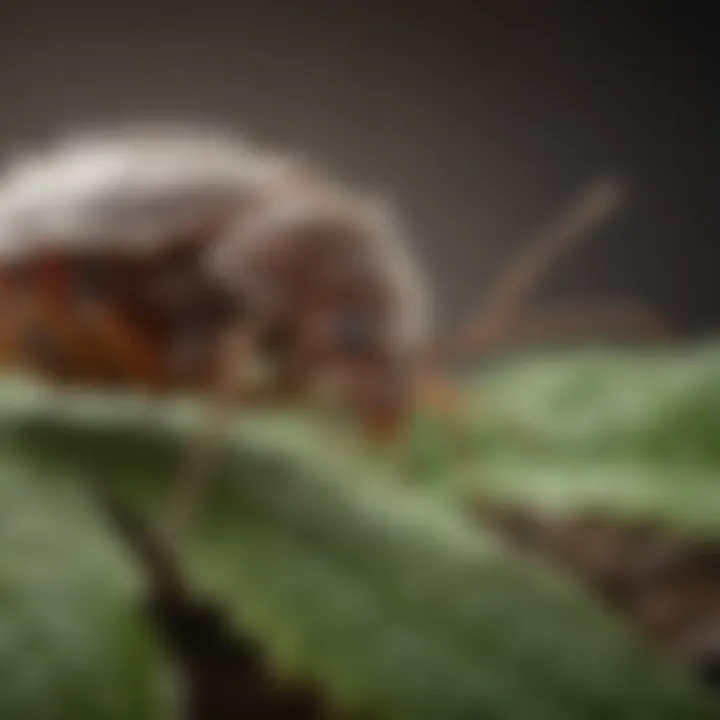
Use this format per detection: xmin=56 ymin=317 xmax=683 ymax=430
xmin=412 ymin=178 xmax=674 ymax=439
xmin=428 ymin=178 xmax=629 ymax=367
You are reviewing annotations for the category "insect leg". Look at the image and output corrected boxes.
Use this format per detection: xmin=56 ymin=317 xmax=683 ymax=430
xmin=160 ymin=324 xmax=255 ymax=544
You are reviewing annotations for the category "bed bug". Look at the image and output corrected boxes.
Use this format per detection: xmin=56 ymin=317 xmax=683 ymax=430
xmin=0 ymin=126 xmax=635 ymax=540
xmin=0 ymin=124 xmax=436 ymax=537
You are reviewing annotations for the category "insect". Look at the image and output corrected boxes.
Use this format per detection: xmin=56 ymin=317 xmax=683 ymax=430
xmin=0 ymin=125 xmax=438 ymax=538
xmin=0 ymin=124 xmax=650 ymax=540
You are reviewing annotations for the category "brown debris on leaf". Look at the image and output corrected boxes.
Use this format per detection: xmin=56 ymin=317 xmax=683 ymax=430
xmin=481 ymin=502 xmax=720 ymax=692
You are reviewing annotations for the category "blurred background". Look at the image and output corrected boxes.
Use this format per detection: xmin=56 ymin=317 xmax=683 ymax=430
xmin=0 ymin=0 xmax=716 ymax=333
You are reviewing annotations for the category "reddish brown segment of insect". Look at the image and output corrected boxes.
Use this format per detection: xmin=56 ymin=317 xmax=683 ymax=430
xmin=0 ymin=272 xmax=22 ymax=368
xmin=82 ymin=303 xmax=173 ymax=390
xmin=0 ymin=254 xmax=84 ymax=380
xmin=20 ymin=253 xmax=125 ymax=384
xmin=0 ymin=192 xmax=424 ymax=449
xmin=0 ymin=237 xmax=423 ymax=445
xmin=0 ymin=243 xmax=229 ymax=392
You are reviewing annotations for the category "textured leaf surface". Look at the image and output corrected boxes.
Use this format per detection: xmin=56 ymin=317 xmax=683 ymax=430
xmin=441 ymin=344 xmax=720 ymax=534
xmin=0 ymin=385 xmax=172 ymax=720
xmin=0 ymin=377 xmax=716 ymax=719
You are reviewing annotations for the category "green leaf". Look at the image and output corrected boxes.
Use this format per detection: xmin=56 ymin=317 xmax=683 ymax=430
xmin=435 ymin=344 xmax=720 ymax=534
xmin=0 ymin=377 xmax=715 ymax=719
xmin=0 ymin=388 xmax=172 ymax=719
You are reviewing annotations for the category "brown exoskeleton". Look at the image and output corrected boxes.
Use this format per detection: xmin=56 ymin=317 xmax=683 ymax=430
xmin=0 ymin=125 xmax=436 ymax=538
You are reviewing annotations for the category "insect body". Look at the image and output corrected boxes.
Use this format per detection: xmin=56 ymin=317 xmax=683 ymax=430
xmin=0 ymin=126 xmax=432 ymax=437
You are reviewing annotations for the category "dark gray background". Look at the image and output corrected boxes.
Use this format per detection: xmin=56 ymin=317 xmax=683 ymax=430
xmin=1 ymin=1 xmax=716 ymax=332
